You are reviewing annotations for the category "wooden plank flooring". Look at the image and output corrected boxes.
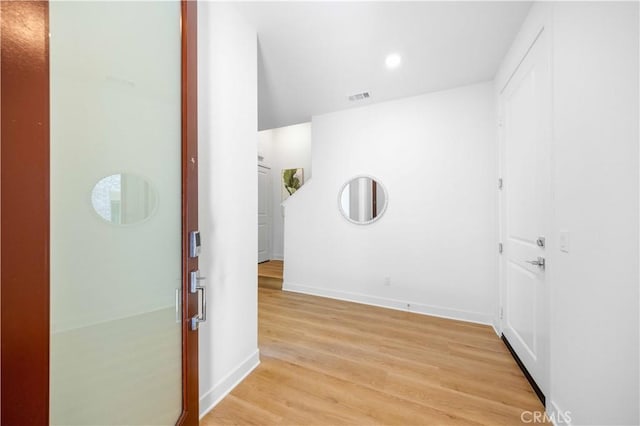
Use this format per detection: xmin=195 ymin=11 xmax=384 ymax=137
xmin=201 ymin=289 xmax=545 ymax=425
xmin=258 ymin=260 xmax=283 ymax=290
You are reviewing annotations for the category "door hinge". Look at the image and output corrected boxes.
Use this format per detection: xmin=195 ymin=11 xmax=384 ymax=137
xmin=498 ymin=178 xmax=503 ymax=190
xmin=500 ymin=307 xmax=504 ymax=319
xmin=498 ymin=242 xmax=503 ymax=254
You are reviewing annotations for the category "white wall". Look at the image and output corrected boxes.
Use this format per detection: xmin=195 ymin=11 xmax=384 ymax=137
xmin=496 ymin=3 xmax=639 ymax=424
xmin=258 ymin=123 xmax=312 ymax=260
xmin=198 ymin=2 xmax=259 ymax=418
xmin=284 ymin=83 xmax=498 ymax=324
xmin=551 ymin=2 xmax=638 ymax=425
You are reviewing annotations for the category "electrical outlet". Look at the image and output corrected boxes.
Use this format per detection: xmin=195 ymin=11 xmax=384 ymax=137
xmin=384 ymin=276 xmax=391 ymax=286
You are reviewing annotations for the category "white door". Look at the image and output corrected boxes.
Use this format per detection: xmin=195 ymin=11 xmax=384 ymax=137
xmin=258 ymin=164 xmax=271 ymax=263
xmin=500 ymin=28 xmax=551 ymax=397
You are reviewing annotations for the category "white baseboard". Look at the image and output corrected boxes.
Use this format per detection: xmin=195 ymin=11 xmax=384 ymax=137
xmin=199 ymin=349 xmax=260 ymax=419
xmin=283 ymin=282 xmax=492 ymax=326
xmin=547 ymin=400 xmax=572 ymax=426
xmin=492 ymin=317 xmax=502 ymax=337
xmin=271 ymin=254 xmax=284 ymax=261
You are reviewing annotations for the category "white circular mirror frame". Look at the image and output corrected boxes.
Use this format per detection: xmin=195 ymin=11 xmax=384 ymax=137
xmin=337 ymin=175 xmax=389 ymax=225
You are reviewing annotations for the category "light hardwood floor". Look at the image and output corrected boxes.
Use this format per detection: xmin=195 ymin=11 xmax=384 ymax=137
xmin=201 ymin=288 xmax=545 ymax=425
xmin=258 ymin=260 xmax=284 ymax=290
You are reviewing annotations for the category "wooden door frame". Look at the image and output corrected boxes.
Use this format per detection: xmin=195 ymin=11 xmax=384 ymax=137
xmin=0 ymin=1 xmax=199 ymax=424
xmin=1 ymin=2 xmax=51 ymax=424
xmin=180 ymin=1 xmax=200 ymax=424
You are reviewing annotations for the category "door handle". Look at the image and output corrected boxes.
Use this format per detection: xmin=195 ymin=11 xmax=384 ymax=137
xmin=189 ymin=271 xmax=207 ymax=330
xmin=525 ymin=257 xmax=545 ymax=269
xmin=175 ymin=288 xmax=181 ymax=323
xmin=190 ymin=286 xmax=206 ymax=330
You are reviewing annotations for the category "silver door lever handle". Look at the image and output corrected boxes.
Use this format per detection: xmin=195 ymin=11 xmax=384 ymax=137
xmin=189 ymin=270 xmax=207 ymax=330
xmin=190 ymin=286 xmax=206 ymax=331
xmin=526 ymin=257 xmax=545 ymax=269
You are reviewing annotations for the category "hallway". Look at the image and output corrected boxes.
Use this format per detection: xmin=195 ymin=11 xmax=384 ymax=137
xmin=202 ymin=289 xmax=544 ymax=425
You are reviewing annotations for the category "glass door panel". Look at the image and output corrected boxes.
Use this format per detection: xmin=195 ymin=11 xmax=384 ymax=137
xmin=49 ymin=2 xmax=183 ymax=424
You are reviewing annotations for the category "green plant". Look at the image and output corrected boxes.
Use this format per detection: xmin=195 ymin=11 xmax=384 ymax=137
xmin=283 ymin=169 xmax=301 ymax=196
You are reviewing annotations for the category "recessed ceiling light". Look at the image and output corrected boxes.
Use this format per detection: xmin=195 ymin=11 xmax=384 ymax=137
xmin=385 ymin=53 xmax=402 ymax=69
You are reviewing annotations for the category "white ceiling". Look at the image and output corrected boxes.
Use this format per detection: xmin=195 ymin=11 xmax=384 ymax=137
xmin=235 ymin=2 xmax=532 ymax=130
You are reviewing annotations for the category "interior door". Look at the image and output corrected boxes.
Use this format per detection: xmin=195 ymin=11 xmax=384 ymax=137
xmin=1 ymin=1 xmax=200 ymax=424
xmin=500 ymin=28 xmax=551 ymax=398
xmin=258 ymin=164 xmax=272 ymax=263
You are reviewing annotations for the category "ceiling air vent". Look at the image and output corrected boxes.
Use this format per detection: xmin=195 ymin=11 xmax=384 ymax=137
xmin=348 ymin=91 xmax=371 ymax=102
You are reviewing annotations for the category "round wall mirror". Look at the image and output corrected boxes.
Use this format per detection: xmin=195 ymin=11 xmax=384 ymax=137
xmin=91 ymin=174 xmax=158 ymax=225
xmin=338 ymin=176 xmax=388 ymax=224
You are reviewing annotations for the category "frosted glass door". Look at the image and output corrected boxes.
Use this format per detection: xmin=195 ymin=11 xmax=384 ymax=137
xmin=49 ymin=2 xmax=183 ymax=424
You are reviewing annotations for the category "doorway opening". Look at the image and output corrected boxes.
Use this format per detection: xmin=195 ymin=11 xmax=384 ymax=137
xmin=258 ymin=158 xmax=283 ymax=289
xmin=256 ymin=123 xmax=312 ymax=291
